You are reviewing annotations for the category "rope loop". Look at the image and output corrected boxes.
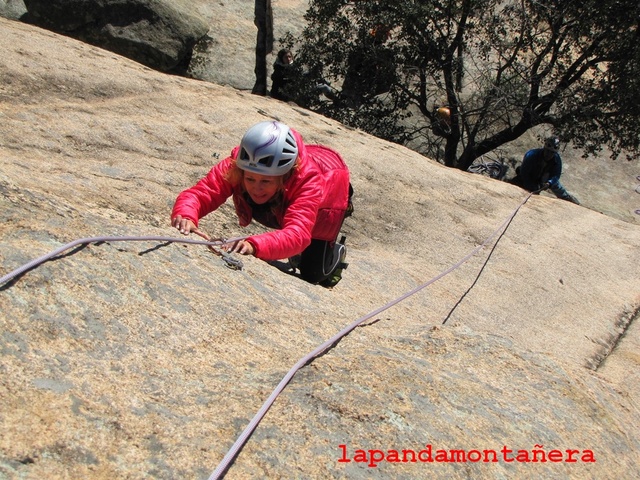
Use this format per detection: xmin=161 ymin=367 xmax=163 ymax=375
xmin=207 ymin=191 xmax=535 ymax=479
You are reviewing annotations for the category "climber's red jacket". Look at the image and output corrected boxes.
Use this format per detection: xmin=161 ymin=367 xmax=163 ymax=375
xmin=171 ymin=129 xmax=350 ymax=261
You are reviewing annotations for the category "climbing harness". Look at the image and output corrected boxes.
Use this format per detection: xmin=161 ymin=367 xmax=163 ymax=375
xmin=0 ymin=235 xmax=247 ymax=286
xmin=207 ymin=190 xmax=536 ymax=480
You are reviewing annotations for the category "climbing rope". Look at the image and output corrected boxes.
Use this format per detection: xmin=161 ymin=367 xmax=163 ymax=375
xmin=207 ymin=190 xmax=536 ymax=479
xmin=0 ymin=191 xmax=538 ymax=478
xmin=0 ymin=235 xmax=247 ymax=286
xmin=467 ymin=156 xmax=508 ymax=180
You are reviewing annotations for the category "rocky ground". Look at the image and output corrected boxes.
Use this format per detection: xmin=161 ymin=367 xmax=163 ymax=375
xmin=1 ymin=16 xmax=639 ymax=480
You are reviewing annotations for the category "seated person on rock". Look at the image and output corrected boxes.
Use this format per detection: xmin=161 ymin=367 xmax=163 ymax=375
xmin=270 ymin=49 xmax=296 ymax=102
xmin=512 ymin=136 xmax=580 ymax=205
xmin=270 ymin=49 xmax=337 ymax=104
xmin=171 ymin=121 xmax=352 ymax=286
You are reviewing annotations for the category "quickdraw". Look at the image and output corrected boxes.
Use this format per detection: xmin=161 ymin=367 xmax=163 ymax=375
xmin=207 ymin=243 xmax=244 ymax=271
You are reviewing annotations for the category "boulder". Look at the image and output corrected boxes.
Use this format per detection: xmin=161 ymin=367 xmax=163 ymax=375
xmin=22 ymin=0 xmax=209 ymax=73
xmin=0 ymin=0 xmax=26 ymax=19
xmin=1 ymin=18 xmax=639 ymax=479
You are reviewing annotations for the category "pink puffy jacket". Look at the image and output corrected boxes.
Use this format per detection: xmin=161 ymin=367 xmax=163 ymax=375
xmin=171 ymin=129 xmax=350 ymax=261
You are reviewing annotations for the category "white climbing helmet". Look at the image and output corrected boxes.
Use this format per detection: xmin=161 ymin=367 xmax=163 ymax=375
xmin=236 ymin=121 xmax=299 ymax=176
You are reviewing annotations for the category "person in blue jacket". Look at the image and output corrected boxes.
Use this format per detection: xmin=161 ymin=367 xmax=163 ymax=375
xmin=514 ymin=137 xmax=580 ymax=205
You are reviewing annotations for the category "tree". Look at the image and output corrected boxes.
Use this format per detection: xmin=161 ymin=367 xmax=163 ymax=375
xmin=283 ymin=0 xmax=640 ymax=169
xmin=251 ymin=0 xmax=274 ymax=95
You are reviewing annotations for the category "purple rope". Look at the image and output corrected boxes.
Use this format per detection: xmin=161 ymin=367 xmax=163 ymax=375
xmin=0 ymin=235 xmax=246 ymax=286
xmin=0 ymin=192 xmax=537 ymax=478
xmin=207 ymin=191 xmax=535 ymax=479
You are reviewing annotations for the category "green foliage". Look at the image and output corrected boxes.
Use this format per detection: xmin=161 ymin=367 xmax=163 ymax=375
xmin=282 ymin=0 xmax=640 ymax=168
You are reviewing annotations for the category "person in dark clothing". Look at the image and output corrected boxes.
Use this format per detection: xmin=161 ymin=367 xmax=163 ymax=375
xmin=270 ymin=49 xmax=338 ymax=105
xmin=513 ymin=137 xmax=580 ymax=205
xmin=270 ymin=49 xmax=295 ymax=101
